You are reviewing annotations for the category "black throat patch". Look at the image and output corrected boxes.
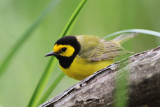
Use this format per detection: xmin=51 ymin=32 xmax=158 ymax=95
xmin=55 ymin=36 xmax=81 ymax=68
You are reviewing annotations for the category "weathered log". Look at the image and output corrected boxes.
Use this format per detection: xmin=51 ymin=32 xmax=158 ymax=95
xmin=40 ymin=46 xmax=160 ymax=107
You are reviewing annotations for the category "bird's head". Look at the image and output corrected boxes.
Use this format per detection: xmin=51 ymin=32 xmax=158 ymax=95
xmin=45 ymin=36 xmax=81 ymax=68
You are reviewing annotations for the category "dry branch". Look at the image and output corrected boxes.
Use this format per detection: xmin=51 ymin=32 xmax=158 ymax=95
xmin=40 ymin=46 xmax=160 ymax=107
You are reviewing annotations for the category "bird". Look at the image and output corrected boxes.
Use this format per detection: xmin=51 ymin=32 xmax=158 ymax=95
xmin=45 ymin=33 xmax=137 ymax=80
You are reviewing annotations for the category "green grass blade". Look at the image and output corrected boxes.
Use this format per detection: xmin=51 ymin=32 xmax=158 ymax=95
xmin=0 ymin=0 xmax=61 ymax=76
xmin=39 ymin=72 xmax=65 ymax=104
xmin=28 ymin=57 xmax=57 ymax=107
xmin=28 ymin=0 xmax=87 ymax=106
xmin=59 ymin=0 xmax=87 ymax=37
xmin=115 ymin=68 xmax=128 ymax=107
xmin=104 ymin=29 xmax=160 ymax=39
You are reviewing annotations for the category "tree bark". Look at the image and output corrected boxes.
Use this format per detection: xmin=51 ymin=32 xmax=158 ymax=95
xmin=39 ymin=46 xmax=160 ymax=107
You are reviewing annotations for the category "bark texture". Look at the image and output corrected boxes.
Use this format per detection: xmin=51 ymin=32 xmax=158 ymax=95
xmin=40 ymin=46 xmax=160 ymax=107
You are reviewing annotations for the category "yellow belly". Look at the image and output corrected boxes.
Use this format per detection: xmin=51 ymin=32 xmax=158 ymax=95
xmin=60 ymin=55 xmax=114 ymax=80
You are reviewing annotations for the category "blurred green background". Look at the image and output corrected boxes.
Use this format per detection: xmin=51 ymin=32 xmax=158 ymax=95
xmin=1 ymin=0 xmax=160 ymax=107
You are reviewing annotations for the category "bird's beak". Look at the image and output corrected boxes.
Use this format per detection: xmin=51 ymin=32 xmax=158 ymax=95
xmin=45 ymin=51 xmax=56 ymax=57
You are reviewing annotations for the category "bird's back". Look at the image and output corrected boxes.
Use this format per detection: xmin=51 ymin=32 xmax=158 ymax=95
xmin=76 ymin=35 xmax=128 ymax=62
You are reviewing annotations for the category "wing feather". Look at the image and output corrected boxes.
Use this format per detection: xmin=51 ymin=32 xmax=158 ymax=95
xmin=77 ymin=35 xmax=129 ymax=61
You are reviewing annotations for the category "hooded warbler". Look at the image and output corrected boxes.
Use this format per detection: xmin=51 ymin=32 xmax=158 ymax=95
xmin=46 ymin=33 xmax=136 ymax=80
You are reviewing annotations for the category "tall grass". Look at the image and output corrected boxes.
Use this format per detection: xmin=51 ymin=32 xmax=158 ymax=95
xmin=0 ymin=0 xmax=61 ymax=76
xmin=115 ymin=68 xmax=128 ymax=107
xmin=28 ymin=0 xmax=87 ymax=106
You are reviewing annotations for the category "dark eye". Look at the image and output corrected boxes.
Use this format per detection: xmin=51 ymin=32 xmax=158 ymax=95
xmin=62 ymin=47 xmax=67 ymax=52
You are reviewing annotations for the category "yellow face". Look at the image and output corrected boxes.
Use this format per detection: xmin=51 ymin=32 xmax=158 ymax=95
xmin=53 ymin=44 xmax=75 ymax=57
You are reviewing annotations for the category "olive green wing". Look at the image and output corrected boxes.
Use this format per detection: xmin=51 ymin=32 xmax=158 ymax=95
xmin=77 ymin=35 xmax=129 ymax=61
xmin=92 ymin=40 xmax=129 ymax=61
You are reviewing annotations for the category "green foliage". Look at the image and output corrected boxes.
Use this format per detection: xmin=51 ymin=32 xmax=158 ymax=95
xmin=28 ymin=0 xmax=87 ymax=106
xmin=115 ymin=68 xmax=128 ymax=107
xmin=0 ymin=0 xmax=61 ymax=75
xmin=0 ymin=0 xmax=160 ymax=107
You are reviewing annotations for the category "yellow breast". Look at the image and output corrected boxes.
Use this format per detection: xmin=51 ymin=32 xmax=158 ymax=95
xmin=60 ymin=55 xmax=113 ymax=80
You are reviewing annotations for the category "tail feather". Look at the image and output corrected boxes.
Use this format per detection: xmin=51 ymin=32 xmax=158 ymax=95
xmin=112 ymin=32 xmax=138 ymax=44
